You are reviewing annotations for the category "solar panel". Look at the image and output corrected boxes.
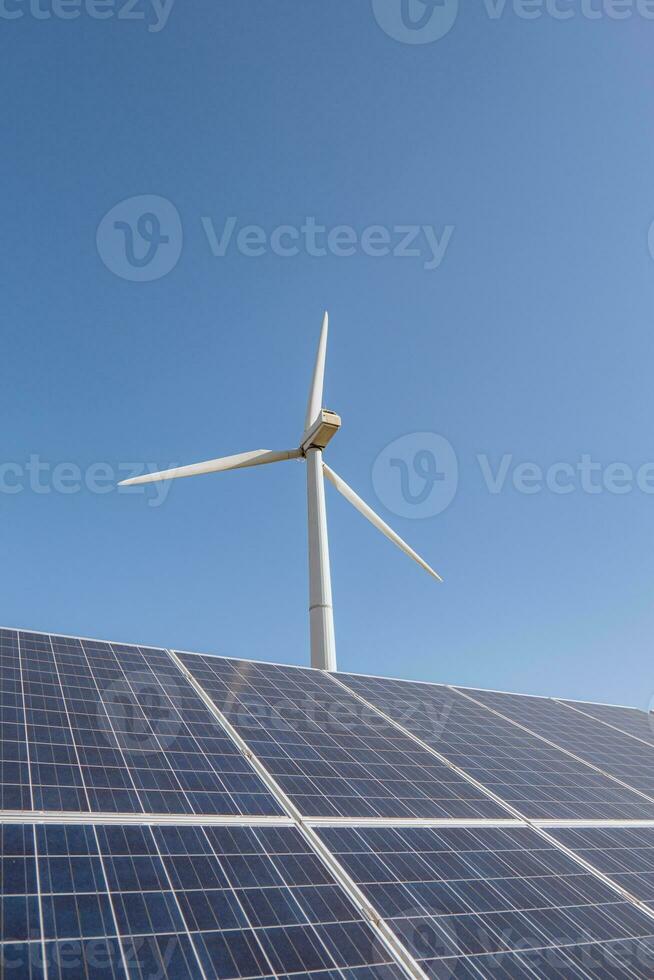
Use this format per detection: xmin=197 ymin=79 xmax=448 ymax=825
xmin=315 ymin=824 xmax=654 ymax=978
xmin=2 ymin=821 xmax=406 ymax=980
xmin=11 ymin=629 xmax=283 ymax=817
xmin=175 ymin=653 xmax=508 ymax=820
xmin=334 ymin=673 xmax=654 ymax=821
xmin=559 ymin=700 xmax=654 ymax=747
xmin=458 ymin=686 xmax=654 ymax=803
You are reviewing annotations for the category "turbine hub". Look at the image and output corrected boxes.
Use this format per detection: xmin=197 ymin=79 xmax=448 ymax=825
xmin=301 ymin=409 xmax=341 ymax=453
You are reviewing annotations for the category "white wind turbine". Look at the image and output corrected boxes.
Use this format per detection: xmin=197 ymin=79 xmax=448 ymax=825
xmin=120 ymin=313 xmax=442 ymax=671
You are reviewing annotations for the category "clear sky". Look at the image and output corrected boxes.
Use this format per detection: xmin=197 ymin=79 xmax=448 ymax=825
xmin=2 ymin=0 xmax=653 ymax=707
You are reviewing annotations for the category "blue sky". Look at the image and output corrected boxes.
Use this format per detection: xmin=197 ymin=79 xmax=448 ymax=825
xmin=2 ymin=0 xmax=654 ymax=707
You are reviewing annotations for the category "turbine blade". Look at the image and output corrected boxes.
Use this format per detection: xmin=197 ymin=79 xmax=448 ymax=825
xmin=305 ymin=311 xmax=329 ymax=430
xmin=323 ymin=463 xmax=443 ymax=582
xmin=119 ymin=449 xmax=302 ymax=487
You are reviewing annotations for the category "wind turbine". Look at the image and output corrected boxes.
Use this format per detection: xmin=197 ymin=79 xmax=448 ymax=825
xmin=119 ymin=313 xmax=442 ymax=671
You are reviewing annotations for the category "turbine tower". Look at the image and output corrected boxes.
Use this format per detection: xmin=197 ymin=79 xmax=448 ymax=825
xmin=120 ymin=313 xmax=442 ymax=671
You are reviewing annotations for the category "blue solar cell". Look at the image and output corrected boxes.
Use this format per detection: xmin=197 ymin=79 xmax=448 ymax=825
xmin=176 ymin=652 xmax=508 ymax=820
xmin=335 ymin=672 xmax=654 ymax=820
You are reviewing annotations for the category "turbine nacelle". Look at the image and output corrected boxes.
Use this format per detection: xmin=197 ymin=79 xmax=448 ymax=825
xmin=301 ymin=409 xmax=341 ymax=454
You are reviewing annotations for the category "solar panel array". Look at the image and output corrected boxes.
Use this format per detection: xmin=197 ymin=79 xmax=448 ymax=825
xmin=4 ymin=628 xmax=654 ymax=979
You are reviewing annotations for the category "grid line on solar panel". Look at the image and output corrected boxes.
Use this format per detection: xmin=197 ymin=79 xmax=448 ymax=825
xmin=332 ymin=671 xmax=654 ymax=821
xmin=557 ymin=699 xmax=654 ymax=750
xmin=548 ymin=826 xmax=654 ymax=916
xmin=456 ymin=685 xmax=654 ymax=806
xmin=0 ymin=822 xmax=409 ymax=980
xmin=8 ymin=630 xmax=284 ymax=818
xmin=314 ymin=824 xmax=654 ymax=979
xmin=175 ymin=652 xmax=509 ymax=821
